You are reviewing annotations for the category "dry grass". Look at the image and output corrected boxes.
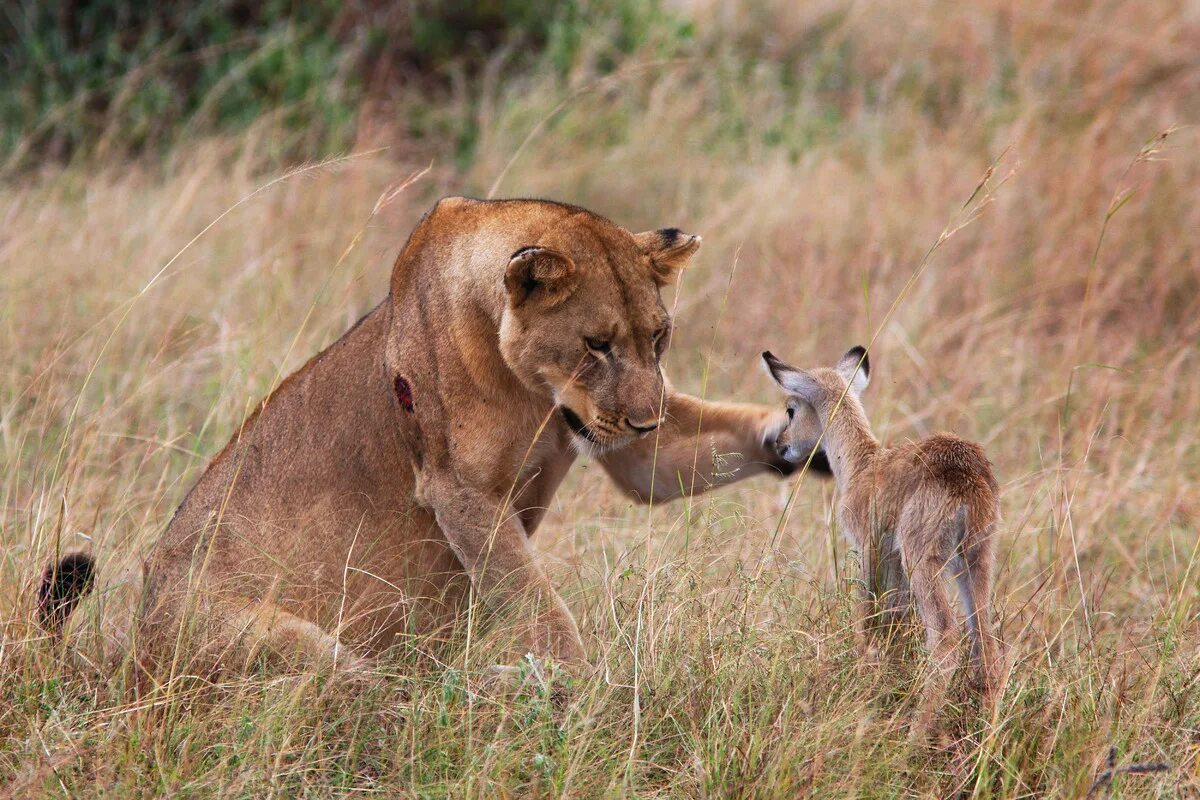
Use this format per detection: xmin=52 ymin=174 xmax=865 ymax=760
xmin=3 ymin=1 xmax=1199 ymax=796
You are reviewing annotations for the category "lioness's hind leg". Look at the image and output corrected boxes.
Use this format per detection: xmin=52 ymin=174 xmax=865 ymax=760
xmin=222 ymin=596 xmax=370 ymax=675
xmin=136 ymin=592 xmax=368 ymax=686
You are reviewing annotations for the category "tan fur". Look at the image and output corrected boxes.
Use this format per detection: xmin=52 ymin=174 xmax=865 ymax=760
xmin=763 ymin=347 xmax=1002 ymax=719
xmin=48 ymin=197 xmax=814 ymax=685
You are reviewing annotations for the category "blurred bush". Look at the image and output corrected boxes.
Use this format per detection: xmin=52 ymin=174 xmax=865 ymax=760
xmin=0 ymin=0 xmax=685 ymax=169
xmin=9 ymin=0 xmax=1191 ymax=180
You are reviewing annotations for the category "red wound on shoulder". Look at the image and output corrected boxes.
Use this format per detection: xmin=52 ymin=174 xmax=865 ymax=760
xmin=394 ymin=375 xmax=414 ymax=412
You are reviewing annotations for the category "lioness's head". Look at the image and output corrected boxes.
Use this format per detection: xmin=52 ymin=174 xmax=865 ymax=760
xmin=499 ymin=213 xmax=700 ymax=452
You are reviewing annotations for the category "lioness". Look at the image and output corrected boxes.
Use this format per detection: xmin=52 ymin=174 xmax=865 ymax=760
xmin=42 ymin=197 xmax=827 ymax=680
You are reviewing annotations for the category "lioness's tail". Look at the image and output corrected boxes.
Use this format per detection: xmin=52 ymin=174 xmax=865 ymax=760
xmin=37 ymin=552 xmax=96 ymax=635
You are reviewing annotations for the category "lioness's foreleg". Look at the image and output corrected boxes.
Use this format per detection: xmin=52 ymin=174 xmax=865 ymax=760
xmin=418 ymin=474 xmax=586 ymax=669
xmin=598 ymin=390 xmax=798 ymax=502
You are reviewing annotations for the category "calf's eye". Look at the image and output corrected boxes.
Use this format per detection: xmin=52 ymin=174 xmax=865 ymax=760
xmin=786 ymin=407 xmax=795 ymax=420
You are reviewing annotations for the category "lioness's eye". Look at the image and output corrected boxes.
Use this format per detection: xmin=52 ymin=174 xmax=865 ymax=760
xmin=585 ymin=337 xmax=612 ymax=355
xmin=652 ymin=326 xmax=670 ymax=354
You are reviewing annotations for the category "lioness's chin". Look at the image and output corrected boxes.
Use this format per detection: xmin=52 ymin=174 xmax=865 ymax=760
xmin=558 ymin=406 xmax=633 ymax=454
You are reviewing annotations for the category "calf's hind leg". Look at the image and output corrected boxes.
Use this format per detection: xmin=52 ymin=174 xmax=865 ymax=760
xmin=958 ymin=526 xmax=1001 ymax=705
xmin=906 ymin=555 xmax=957 ymax=716
xmin=899 ymin=513 xmax=959 ymax=740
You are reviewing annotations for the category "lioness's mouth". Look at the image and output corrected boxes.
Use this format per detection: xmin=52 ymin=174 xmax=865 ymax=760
xmin=559 ymin=406 xmax=600 ymax=444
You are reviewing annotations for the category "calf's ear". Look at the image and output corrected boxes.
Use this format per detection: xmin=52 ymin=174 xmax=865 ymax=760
xmin=835 ymin=346 xmax=870 ymax=396
xmin=761 ymin=351 xmax=821 ymax=405
xmin=505 ymin=246 xmax=577 ymax=308
xmin=634 ymin=228 xmax=701 ymax=286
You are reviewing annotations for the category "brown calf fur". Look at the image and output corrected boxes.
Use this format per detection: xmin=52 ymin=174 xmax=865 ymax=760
xmin=41 ymin=197 xmax=822 ymax=685
xmin=763 ymin=346 xmax=1002 ymax=725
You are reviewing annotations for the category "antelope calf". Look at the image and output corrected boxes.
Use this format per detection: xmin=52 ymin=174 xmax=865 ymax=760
xmin=762 ymin=346 xmax=1001 ymax=711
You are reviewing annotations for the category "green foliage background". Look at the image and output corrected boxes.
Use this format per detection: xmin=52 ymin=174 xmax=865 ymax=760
xmin=0 ymin=0 xmax=687 ymax=167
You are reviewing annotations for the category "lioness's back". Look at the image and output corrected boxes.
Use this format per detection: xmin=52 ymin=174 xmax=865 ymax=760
xmin=138 ymin=303 xmax=461 ymax=665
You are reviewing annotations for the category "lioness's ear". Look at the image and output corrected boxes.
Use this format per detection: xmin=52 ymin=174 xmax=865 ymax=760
xmin=505 ymin=246 xmax=577 ymax=308
xmin=634 ymin=228 xmax=701 ymax=286
xmin=762 ymin=351 xmax=821 ymax=405
xmin=835 ymin=346 xmax=870 ymax=396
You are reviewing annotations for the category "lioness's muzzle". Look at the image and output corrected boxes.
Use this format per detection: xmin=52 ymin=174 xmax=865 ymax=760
xmin=559 ymin=406 xmax=600 ymax=443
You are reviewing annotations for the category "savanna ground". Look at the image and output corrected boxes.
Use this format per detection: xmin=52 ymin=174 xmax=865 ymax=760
xmin=2 ymin=1 xmax=1199 ymax=796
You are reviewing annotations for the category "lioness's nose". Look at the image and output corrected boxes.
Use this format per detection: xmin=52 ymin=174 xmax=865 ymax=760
xmin=625 ymin=416 xmax=661 ymax=434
